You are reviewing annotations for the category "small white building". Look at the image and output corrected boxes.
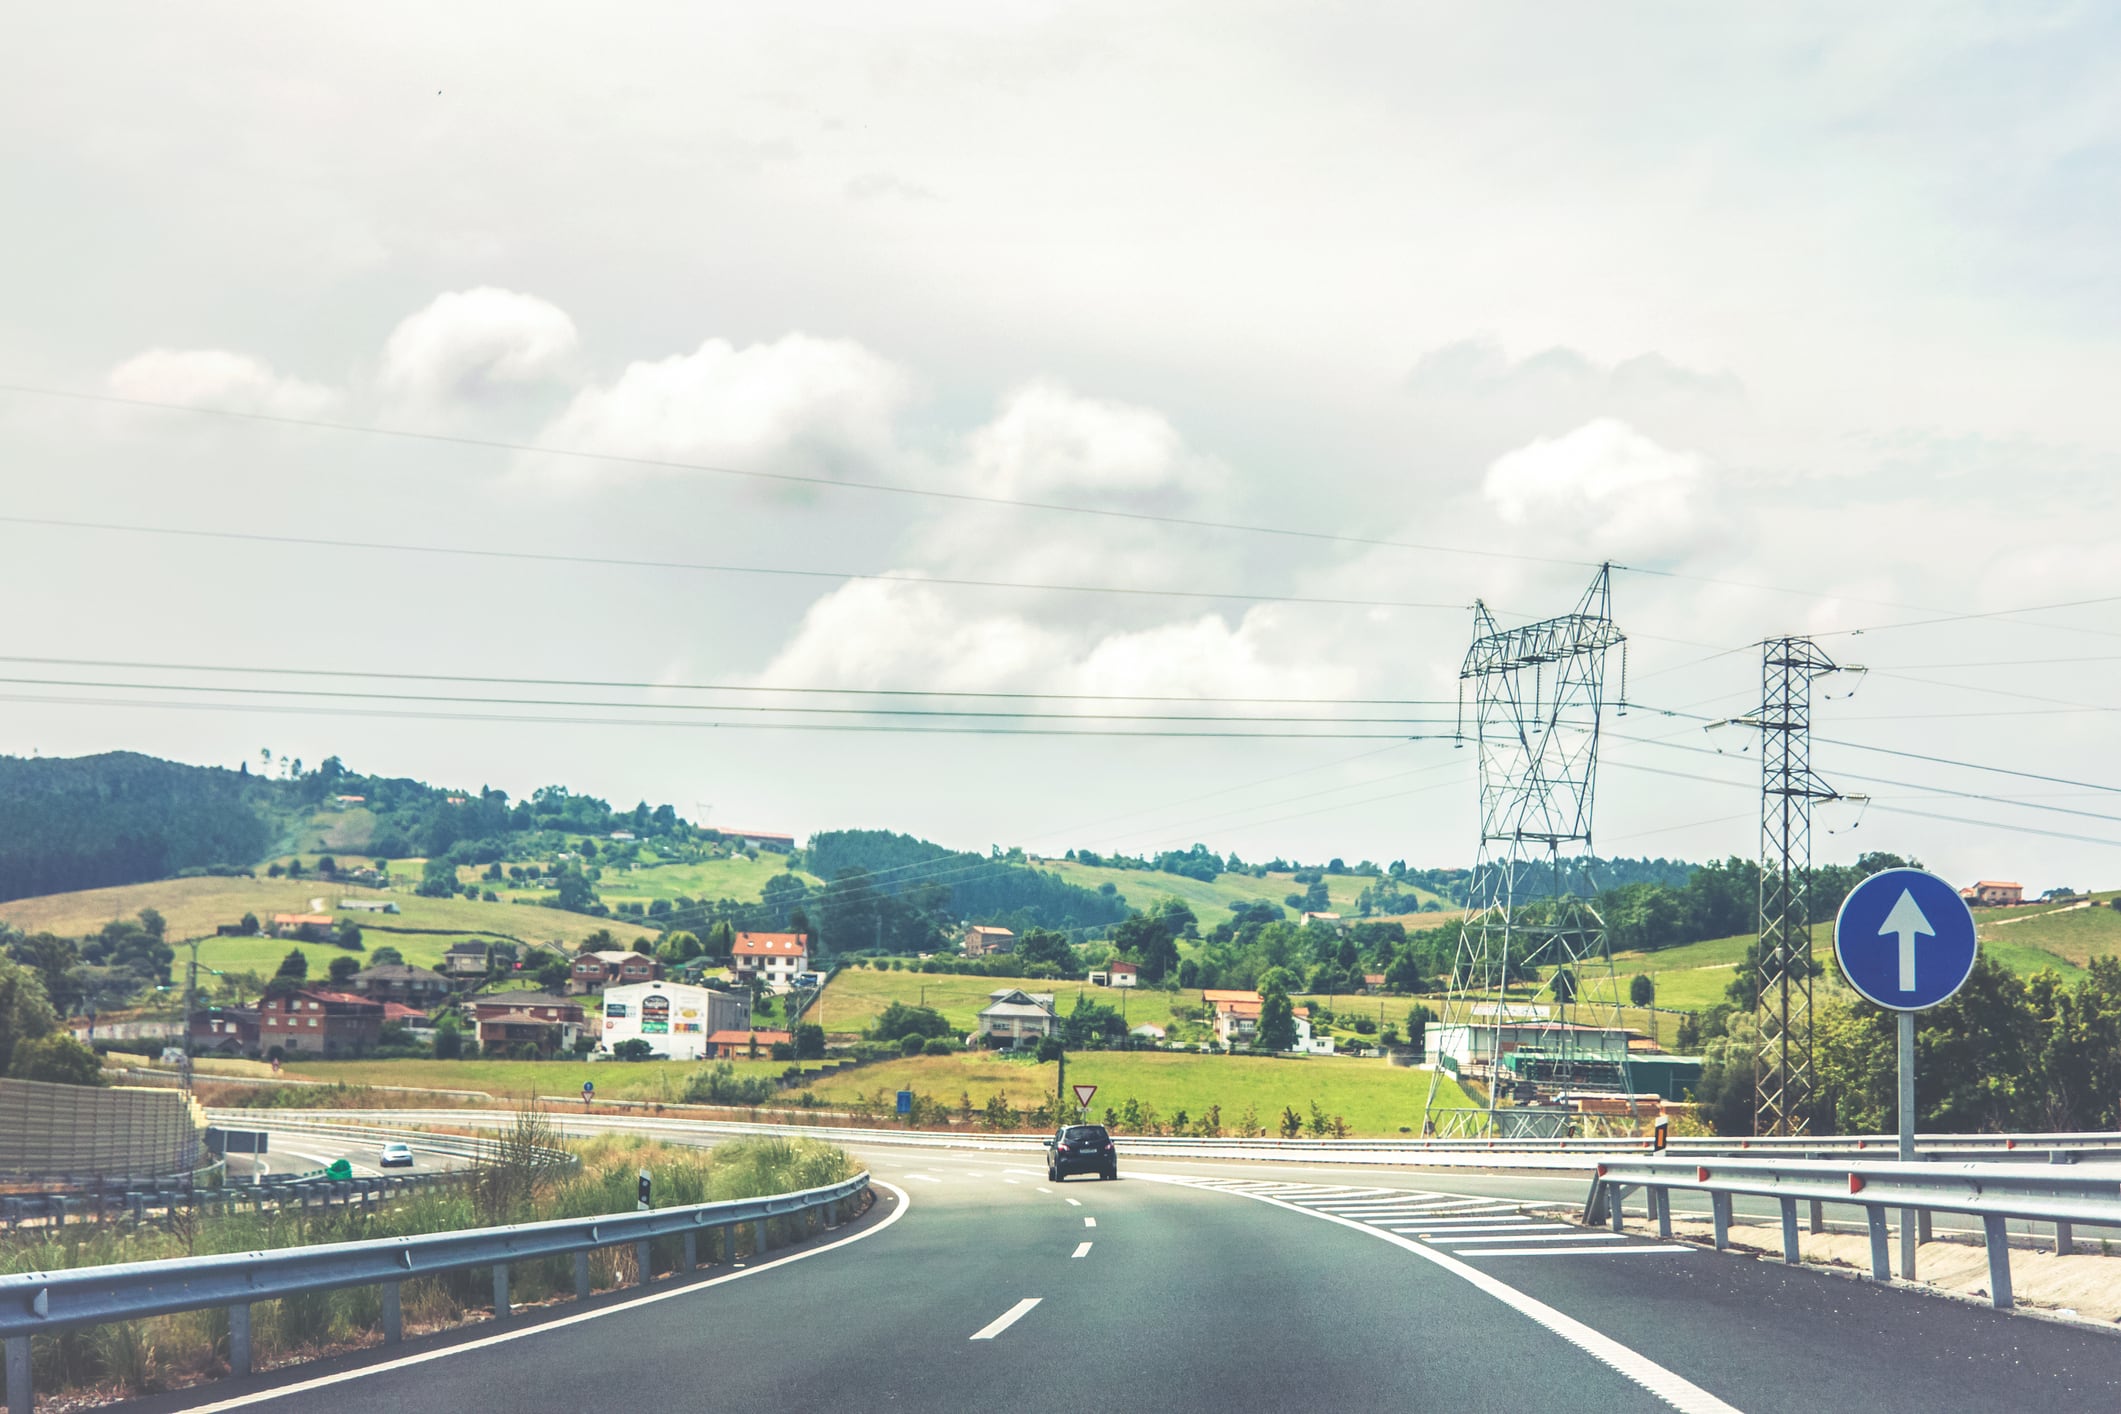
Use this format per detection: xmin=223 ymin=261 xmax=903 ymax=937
xmin=338 ymin=898 xmax=400 ymax=914
xmin=599 ymin=981 xmax=751 ymax=1061
xmin=977 ymin=989 xmax=1057 ymax=1046
xmin=1108 ymin=961 xmax=1138 ymax=988
xmin=1425 ymin=1021 xmax=1634 ymax=1071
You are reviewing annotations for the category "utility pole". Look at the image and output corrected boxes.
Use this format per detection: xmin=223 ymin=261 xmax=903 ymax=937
xmin=1750 ymin=638 xmax=1856 ymax=1137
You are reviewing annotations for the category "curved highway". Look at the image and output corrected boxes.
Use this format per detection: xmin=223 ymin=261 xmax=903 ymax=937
xmin=110 ymin=1124 xmax=2121 ymax=1413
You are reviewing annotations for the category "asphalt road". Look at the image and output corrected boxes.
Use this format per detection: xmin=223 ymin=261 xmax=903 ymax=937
xmin=220 ymin=1128 xmax=467 ymax=1182
xmin=126 ymin=1131 xmax=2121 ymax=1414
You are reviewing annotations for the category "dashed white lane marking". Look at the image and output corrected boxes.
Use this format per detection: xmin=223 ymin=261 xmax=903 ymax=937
xmin=906 ymin=1174 xmax=941 ymax=1184
xmin=1083 ymin=1216 xmax=1096 ymax=1228
xmin=1036 ymin=1187 xmax=1054 ymax=1194
xmin=1072 ymin=1241 xmax=1092 ymax=1259
xmin=1463 ymin=1245 xmax=1696 ymax=1258
xmin=1005 ymin=1168 xmax=1043 ymax=1177
xmin=1065 ymin=1198 xmax=1082 ymax=1207
xmin=1004 ymin=1178 xmax=1021 ymax=1185
xmin=970 ymin=1297 xmax=1042 ymax=1340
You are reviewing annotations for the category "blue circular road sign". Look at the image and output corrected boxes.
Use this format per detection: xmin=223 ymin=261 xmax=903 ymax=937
xmin=1833 ymin=867 xmax=1979 ymax=1011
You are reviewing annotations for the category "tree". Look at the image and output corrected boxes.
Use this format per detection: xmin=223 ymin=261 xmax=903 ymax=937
xmin=327 ymin=955 xmax=360 ymax=985
xmin=433 ymin=1014 xmax=464 ymax=1059
xmin=0 ymin=953 xmax=59 ymax=1073
xmin=8 ymin=1032 xmax=102 ymax=1086
xmin=1111 ymin=912 xmax=1179 ymax=983
xmin=239 ymin=912 xmax=261 ymax=936
xmin=1630 ymin=973 xmax=1656 ymax=1007
xmin=370 ymin=945 xmax=405 ymax=967
xmin=1550 ymin=966 xmax=1578 ymax=1007
xmin=873 ymin=1002 xmax=950 ymax=1043
xmin=1405 ymin=1003 xmax=1433 ymax=1057
xmin=613 ymin=1039 xmax=656 ymax=1062
xmin=1257 ymin=982 xmax=1297 ymax=1052
xmin=273 ymin=949 xmax=309 ymax=985
xmin=418 ymin=858 xmax=458 ymax=898
xmin=793 ymin=1022 xmax=825 ymax=1059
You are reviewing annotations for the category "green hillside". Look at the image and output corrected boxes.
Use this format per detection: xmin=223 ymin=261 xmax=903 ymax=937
xmin=1034 ymin=859 xmax=1448 ymax=919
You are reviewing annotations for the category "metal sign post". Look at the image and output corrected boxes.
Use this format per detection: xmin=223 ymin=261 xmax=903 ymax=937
xmin=1834 ymin=868 xmax=1979 ymax=1283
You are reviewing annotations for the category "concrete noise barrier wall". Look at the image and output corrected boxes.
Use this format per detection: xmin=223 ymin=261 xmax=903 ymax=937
xmin=0 ymin=1078 xmax=208 ymax=1182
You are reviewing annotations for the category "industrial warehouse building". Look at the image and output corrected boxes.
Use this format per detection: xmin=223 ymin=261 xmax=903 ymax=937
xmin=598 ymin=981 xmax=752 ymax=1060
xmin=1426 ymin=1021 xmax=1636 ymax=1072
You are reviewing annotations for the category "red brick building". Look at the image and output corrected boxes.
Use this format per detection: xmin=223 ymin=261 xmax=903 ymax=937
xmin=258 ymin=989 xmax=384 ymax=1057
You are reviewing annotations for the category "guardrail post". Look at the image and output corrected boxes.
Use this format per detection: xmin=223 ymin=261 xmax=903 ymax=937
xmin=1918 ymin=1209 xmax=1932 ymax=1243
xmin=7 ymin=1333 xmax=32 ymax=1414
xmin=574 ymin=1250 xmax=592 ymax=1300
xmin=1608 ymin=1184 xmax=1627 ymax=1233
xmin=1778 ymin=1197 xmax=1800 ymax=1265
xmin=493 ymin=1263 xmax=510 ymax=1319
xmin=635 ymin=1239 xmax=652 ymax=1287
xmin=1652 ymin=1186 xmax=1671 ymax=1239
xmin=754 ymin=1218 xmax=768 ymax=1255
xmin=1982 ymin=1215 xmax=2015 ymax=1311
xmin=382 ymin=1281 xmax=403 ymax=1344
xmin=683 ymin=1231 xmax=698 ymax=1272
xmin=1710 ymin=1191 xmax=1732 ymax=1251
xmin=1808 ymin=1199 xmax=1823 ymax=1234
xmin=1864 ymin=1205 xmax=1892 ymax=1282
xmin=2056 ymin=1220 xmax=2075 ymax=1256
xmin=229 ymin=1301 xmax=253 ymax=1376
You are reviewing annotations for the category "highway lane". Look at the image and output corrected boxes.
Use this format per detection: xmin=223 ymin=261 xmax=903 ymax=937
xmin=221 ymin=1128 xmax=467 ymax=1182
xmin=129 ymin=1132 xmax=2121 ymax=1413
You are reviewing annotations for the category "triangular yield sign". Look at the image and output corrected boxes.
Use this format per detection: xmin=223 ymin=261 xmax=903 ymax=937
xmin=1072 ymin=1083 xmax=1098 ymax=1108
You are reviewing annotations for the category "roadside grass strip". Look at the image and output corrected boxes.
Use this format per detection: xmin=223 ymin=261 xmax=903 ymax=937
xmin=1146 ymin=1176 xmax=1736 ymax=1414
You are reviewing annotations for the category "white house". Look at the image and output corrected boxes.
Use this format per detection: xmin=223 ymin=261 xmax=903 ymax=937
xmin=599 ymin=981 xmax=751 ymax=1061
xmin=1107 ymin=961 xmax=1138 ymax=988
xmin=977 ymin=989 xmax=1057 ymax=1046
xmin=731 ymin=932 xmax=809 ymax=989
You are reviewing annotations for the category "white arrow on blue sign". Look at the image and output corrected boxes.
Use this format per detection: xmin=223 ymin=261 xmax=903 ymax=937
xmin=1833 ymin=867 xmax=1979 ymax=1011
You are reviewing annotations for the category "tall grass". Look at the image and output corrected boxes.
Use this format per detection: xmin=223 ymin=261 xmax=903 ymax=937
xmin=0 ymin=1124 xmax=855 ymax=1404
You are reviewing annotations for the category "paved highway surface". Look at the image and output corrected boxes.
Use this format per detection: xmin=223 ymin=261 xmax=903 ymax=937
xmin=225 ymin=1128 xmax=467 ymax=1183
xmin=115 ymin=1127 xmax=2121 ymax=1414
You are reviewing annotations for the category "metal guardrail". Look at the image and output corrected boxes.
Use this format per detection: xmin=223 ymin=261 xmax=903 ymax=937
xmin=1584 ymin=1155 xmax=2121 ymax=1312
xmin=210 ymin=1107 xmax=2121 ymax=1169
xmin=0 ymin=1170 xmax=869 ymax=1414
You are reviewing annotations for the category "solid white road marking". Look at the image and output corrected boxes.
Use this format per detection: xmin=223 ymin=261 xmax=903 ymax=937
xmin=1393 ymin=1224 xmax=1572 ymax=1236
xmin=1432 ymin=1233 xmax=1624 ymax=1245
xmin=1463 ymin=1246 xmax=1696 ymax=1258
xmin=970 ymin=1297 xmax=1042 ymax=1340
xmin=1083 ymin=1216 xmax=1096 ymax=1227
xmin=1151 ymin=1178 xmax=1737 ymax=1414
xmin=1072 ymin=1241 xmax=1092 ymax=1258
xmin=167 ymin=1180 xmax=914 ymax=1412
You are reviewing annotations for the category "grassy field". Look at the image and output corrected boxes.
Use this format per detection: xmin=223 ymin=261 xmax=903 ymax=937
xmin=0 ymin=876 xmax=621 ymax=952
xmin=1033 ymin=859 xmax=1450 ymax=920
xmin=539 ymin=853 xmax=821 ymax=910
xmin=814 ymin=967 xmax=1220 ymax=1038
xmin=279 ymin=1056 xmax=791 ymax=1101
xmin=796 ymin=1050 xmax=1475 ymax=1135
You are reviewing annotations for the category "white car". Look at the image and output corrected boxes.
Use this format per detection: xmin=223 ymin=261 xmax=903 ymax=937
xmin=379 ymin=1142 xmax=415 ymax=1169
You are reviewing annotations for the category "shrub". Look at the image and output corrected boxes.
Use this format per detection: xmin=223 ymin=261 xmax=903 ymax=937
xmin=900 ymin=1033 xmax=927 ymax=1057
xmin=612 ymin=1039 xmax=655 ymax=1062
xmin=923 ymin=1037 xmax=955 ymax=1056
xmin=682 ymin=1062 xmax=776 ymax=1106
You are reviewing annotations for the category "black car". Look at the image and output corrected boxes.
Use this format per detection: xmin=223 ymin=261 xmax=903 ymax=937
xmin=1046 ymin=1123 xmax=1117 ymax=1181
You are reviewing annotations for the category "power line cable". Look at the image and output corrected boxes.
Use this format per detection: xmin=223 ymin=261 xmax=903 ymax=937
xmin=0 ymin=514 xmax=1475 ymax=614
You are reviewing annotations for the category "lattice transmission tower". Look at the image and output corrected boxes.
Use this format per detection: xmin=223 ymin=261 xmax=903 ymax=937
xmin=1423 ymin=566 xmax=1629 ymax=1138
xmin=1752 ymin=637 xmax=1847 ymax=1137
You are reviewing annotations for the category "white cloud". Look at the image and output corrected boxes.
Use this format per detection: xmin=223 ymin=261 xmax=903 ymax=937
xmin=377 ymin=287 xmax=578 ymax=406
xmin=1481 ymin=418 xmax=1711 ymax=563
xmin=962 ymin=381 xmax=1223 ymax=503
xmin=528 ymin=332 xmax=907 ymax=479
xmin=107 ymin=348 xmax=335 ymax=417
xmin=752 ymin=580 xmax=1069 ymax=692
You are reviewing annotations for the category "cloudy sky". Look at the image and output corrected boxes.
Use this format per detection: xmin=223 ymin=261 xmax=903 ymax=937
xmin=3 ymin=3 xmax=2118 ymax=888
